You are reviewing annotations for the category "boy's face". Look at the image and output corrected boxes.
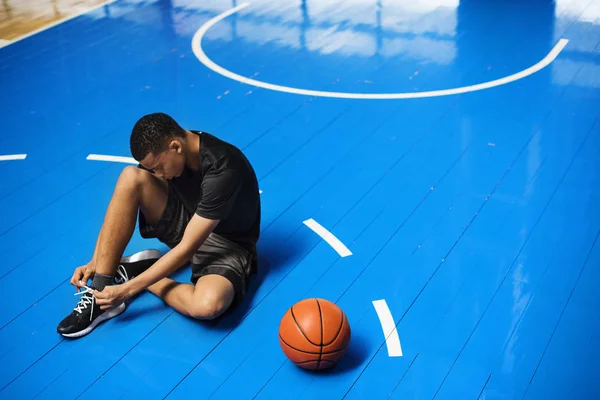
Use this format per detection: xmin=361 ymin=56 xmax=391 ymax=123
xmin=140 ymin=139 xmax=186 ymax=180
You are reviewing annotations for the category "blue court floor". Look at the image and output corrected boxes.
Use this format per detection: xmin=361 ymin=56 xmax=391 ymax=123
xmin=1 ymin=0 xmax=600 ymax=399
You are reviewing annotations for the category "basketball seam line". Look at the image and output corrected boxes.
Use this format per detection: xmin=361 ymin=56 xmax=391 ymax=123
xmin=290 ymin=306 xmax=320 ymax=347
xmin=278 ymin=334 xmax=349 ymax=355
xmin=322 ymin=308 xmax=346 ymax=347
xmin=316 ymin=299 xmax=323 ymax=370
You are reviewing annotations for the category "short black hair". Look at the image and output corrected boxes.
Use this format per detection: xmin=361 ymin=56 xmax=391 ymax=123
xmin=130 ymin=113 xmax=186 ymax=161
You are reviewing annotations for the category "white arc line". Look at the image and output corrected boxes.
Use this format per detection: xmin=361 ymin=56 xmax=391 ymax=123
xmin=0 ymin=154 xmax=27 ymax=161
xmin=0 ymin=39 xmax=10 ymax=49
xmin=372 ymin=299 xmax=403 ymax=357
xmin=303 ymin=218 xmax=352 ymax=257
xmin=192 ymin=3 xmax=568 ymax=100
xmin=87 ymin=154 xmax=138 ymax=164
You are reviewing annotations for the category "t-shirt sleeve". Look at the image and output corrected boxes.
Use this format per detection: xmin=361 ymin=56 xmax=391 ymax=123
xmin=195 ymin=168 xmax=242 ymax=220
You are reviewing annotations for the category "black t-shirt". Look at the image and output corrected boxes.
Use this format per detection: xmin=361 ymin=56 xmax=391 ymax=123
xmin=166 ymin=131 xmax=260 ymax=253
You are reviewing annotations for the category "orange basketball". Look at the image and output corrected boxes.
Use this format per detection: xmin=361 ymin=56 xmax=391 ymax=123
xmin=278 ymin=298 xmax=351 ymax=371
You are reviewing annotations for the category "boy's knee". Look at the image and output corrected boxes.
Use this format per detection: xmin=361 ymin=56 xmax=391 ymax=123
xmin=117 ymin=166 xmax=144 ymax=191
xmin=187 ymin=293 xmax=229 ymax=320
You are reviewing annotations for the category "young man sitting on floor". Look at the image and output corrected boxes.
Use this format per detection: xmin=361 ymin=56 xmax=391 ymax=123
xmin=57 ymin=113 xmax=261 ymax=338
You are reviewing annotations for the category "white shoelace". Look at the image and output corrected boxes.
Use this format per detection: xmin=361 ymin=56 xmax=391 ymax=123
xmin=116 ymin=265 xmax=129 ymax=284
xmin=73 ymin=268 xmax=130 ymax=321
xmin=73 ymin=287 xmax=96 ymax=321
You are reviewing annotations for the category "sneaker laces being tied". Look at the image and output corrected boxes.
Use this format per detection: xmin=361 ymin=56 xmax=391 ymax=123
xmin=73 ymin=287 xmax=96 ymax=321
xmin=73 ymin=268 xmax=129 ymax=320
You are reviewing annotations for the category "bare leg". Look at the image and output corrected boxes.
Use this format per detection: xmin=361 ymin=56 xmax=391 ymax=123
xmin=57 ymin=167 xmax=170 ymax=338
xmin=147 ymin=274 xmax=235 ymax=320
xmin=91 ymin=166 xmax=234 ymax=319
xmin=93 ymin=166 xmax=169 ymax=276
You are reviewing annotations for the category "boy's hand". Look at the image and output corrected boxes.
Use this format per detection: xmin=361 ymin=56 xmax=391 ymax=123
xmin=94 ymin=285 xmax=131 ymax=310
xmin=70 ymin=262 xmax=95 ymax=291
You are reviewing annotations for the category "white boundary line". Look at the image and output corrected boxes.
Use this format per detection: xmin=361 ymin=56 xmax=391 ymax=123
xmin=303 ymin=218 xmax=352 ymax=257
xmin=192 ymin=2 xmax=568 ymax=100
xmin=0 ymin=154 xmax=27 ymax=161
xmin=372 ymin=299 xmax=403 ymax=357
xmin=0 ymin=0 xmax=117 ymax=50
xmin=86 ymin=154 xmax=138 ymax=164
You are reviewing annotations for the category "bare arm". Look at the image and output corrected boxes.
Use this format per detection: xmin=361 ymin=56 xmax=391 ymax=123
xmin=124 ymin=214 xmax=219 ymax=296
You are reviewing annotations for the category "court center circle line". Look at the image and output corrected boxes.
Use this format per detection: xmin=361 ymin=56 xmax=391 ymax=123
xmin=191 ymin=3 xmax=569 ymax=100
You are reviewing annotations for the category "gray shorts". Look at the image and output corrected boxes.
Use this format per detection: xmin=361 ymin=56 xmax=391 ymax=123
xmin=138 ymin=187 xmax=255 ymax=305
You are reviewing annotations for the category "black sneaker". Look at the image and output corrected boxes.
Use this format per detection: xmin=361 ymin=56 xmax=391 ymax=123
xmin=114 ymin=249 xmax=162 ymax=284
xmin=56 ymin=287 xmax=126 ymax=338
xmin=56 ymin=249 xmax=161 ymax=338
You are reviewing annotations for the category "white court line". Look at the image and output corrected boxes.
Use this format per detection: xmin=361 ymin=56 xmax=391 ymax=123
xmin=0 ymin=0 xmax=116 ymax=50
xmin=303 ymin=218 xmax=352 ymax=257
xmin=0 ymin=154 xmax=27 ymax=161
xmin=372 ymin=299 xmax=403 ymax=357
xmin=86 ymin=154 xmax=138 ymax=164
xmin=192 ymin=3 xmax=568 ymax=100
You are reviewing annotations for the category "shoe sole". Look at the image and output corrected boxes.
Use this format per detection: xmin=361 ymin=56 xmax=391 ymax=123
xmin=59 ymin=302 xmax=127 ymax=338
xmin=120 ymin=249 xmax=162 ymax=263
